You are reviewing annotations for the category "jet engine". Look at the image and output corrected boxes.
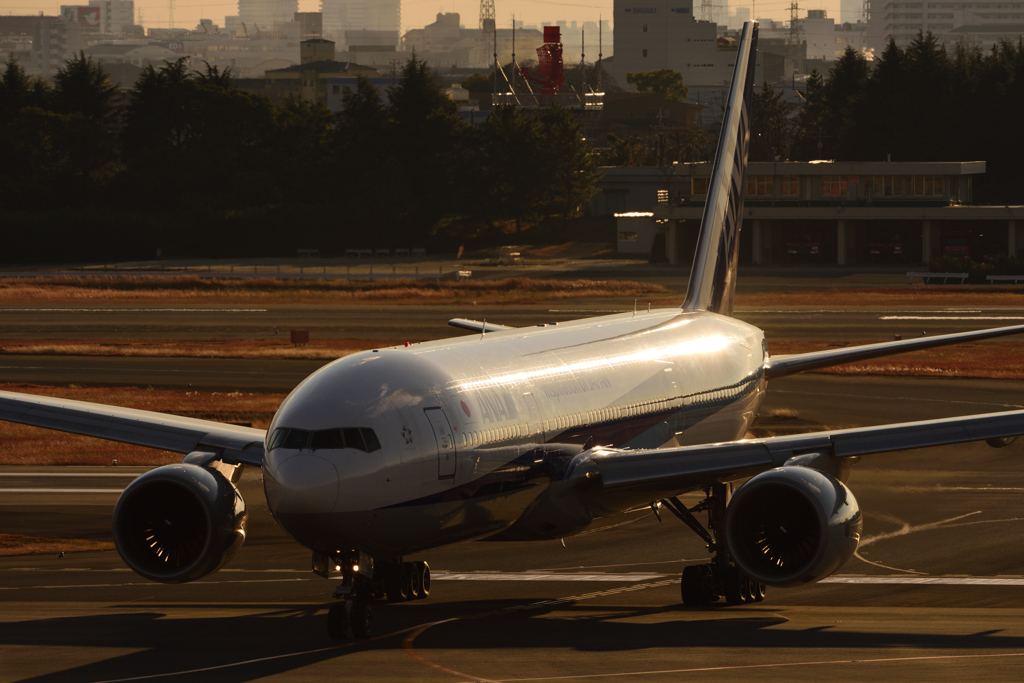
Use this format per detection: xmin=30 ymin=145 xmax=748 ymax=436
xmin=112 ymin=463 xmax=247 ymax=584
xmin=724 ymin=466 xmax=862 ymax=588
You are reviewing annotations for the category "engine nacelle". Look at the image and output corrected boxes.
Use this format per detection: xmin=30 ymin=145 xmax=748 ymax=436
xmin=724 ymin=466 xmax=862 ymax=588
xmin=112 ymin=463 xmax=247 ymax=584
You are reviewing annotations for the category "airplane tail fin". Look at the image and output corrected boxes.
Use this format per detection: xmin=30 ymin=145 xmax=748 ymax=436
xmin=681 ymin=21 xmax=758 ymax=317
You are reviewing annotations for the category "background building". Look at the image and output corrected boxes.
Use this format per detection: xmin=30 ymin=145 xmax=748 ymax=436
xmin=869 ymin=0 xmax=1024 ymax=52
xmin=612 ymin=0 xmax=763 ymax=90
xmin=321 ymin=0 xmax=400 ymax=49
xmin=237 ymin=0 xmax=299 ymax=33
xmin=595 ymin=161 xmax=1024 ymax=268
xmin=33 ymin=16 xmax=84 ymax=79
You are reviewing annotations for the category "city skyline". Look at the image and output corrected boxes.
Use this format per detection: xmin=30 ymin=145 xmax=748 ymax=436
xmin=5 ymin=0 xmax=848 ymax=32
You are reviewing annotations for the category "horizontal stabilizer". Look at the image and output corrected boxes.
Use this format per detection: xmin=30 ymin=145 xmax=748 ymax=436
xmin=0 ymin=390 xmax=266 ymax=466
xmin=765 ymin=323 xmax=1024 ymax=380
xmin=448 ymin=318 xmax=516 ymax=333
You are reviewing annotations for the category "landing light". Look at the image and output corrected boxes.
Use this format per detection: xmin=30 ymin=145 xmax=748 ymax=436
xmin=352 ymin=564 xmax=360 ymax=572
xmin=335 ymin=565 xmax=341 ymax=571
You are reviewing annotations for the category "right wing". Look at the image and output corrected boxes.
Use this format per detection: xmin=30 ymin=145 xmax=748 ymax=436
xmin=0 ymin=390 xmax=266 ymax=466
xmin=765 ymin=323 xmax=1024 ymax=380
xmin=567 ymin=409 xmax=1024 ymax=507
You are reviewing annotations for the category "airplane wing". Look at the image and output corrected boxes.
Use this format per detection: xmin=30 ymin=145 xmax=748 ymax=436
xmin=567 ymin=409 xmax=1024 ymax=504
xmin=0 ymin=389 xmax=266 ymax=466
xmin=765 ymin=323 xmax=1024 ymax=380
xmin=448 ymin=318 xmax=516 ymax=333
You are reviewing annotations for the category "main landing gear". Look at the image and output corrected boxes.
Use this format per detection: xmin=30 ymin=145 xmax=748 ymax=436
xmin=322 ymin=552 xmax=431 ymax=640
xmin=658 ymin=482 xmax=767 ymax=606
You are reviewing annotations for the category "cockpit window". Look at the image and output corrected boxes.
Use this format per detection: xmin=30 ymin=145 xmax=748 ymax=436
xmin=361 ymin=428 xmax=381 ymax=452
xmin=281 ymin=429 xmax=310 ymax=449
xmin=311 ymin=429 xmax=344 ymax=450
xmin=343 ymin=428 xmax=366 ymax=452
xmin=271 ymin=427 xmax=381 ymax=452
xmin=269 ymin=428 xmax=289 ymax=451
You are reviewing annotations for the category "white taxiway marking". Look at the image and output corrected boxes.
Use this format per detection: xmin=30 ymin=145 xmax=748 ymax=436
xmin=0 ymin=308 xmax=268 ymax=313
xmin=821 ymin=576 xmax=1024 ymax=585
xmin=0 ymin=488 xmax=123 ymax=494
xmin=880 ymin=315 xmax=1024 ymax=320
xmin=0 ymin=472 xmax=141 ymax=477
xmin=431 ymin=572 xmax=666 ymax=582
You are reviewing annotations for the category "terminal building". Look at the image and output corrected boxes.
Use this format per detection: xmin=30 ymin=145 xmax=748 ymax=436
xmin=594 ymin=162 xmax=1024 ymax=266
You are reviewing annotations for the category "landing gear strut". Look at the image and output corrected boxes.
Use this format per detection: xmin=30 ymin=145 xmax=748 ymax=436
xmin=326 ymin=552 xmax=375 ymax=639
xmin=660 ymin=482 xmax=766 ymax=606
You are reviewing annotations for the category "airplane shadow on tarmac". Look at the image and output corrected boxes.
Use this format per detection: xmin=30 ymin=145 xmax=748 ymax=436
xmin=2 ymin=598 xmax=1024 ymax=683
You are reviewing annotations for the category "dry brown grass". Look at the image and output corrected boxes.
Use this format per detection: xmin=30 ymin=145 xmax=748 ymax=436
xmin=0 ymin=384 xmax=284 ymax=466
xmin=737 ymin=287 xmax=1024 ymax=308
xmin=0 ymin=533 xmax=114 ymax=556
xmin=0 ymin=276 xmax=671 ymax=305
xmin=0 ymin=338 xmax=387 ymax=360
xmin=769 ymin=340 xmax=1024 ymax=379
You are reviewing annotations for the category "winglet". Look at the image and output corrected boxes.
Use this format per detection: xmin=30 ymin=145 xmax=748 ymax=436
xmin=681 ymin=21 xmax=758 ymax=317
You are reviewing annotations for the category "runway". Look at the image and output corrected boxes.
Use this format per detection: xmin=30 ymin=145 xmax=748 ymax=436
xmin=2 ymin=371 xmax=1023 ymax=682
xmin=2 ymin=295 xmax=1024 ymax=681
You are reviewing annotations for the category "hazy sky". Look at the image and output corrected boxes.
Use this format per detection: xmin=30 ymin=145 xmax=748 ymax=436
xmin=7 ymin=0 xmax=843 ymax=33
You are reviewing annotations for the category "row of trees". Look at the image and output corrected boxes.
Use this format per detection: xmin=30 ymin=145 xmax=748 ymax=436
xmin=0 ymin=54 xmax=599 ymax=260
xmin=750 ymin=33 xmax=1024 ymax=202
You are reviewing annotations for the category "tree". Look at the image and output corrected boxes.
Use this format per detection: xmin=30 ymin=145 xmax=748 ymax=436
xmin=750 ymin=81 xmax=792 ymax=161
xmin=472 ymin=105 xmax=547 ymax=233
xmin=51 ymin=51 xmax=117 ymax=120
xmin=625 ymin=69 xmax=689 ymax=102
xmin=1 ymin=54 xmax=49 ymax=121
xmin=821 ymin=47 xmax=869 ymax=159
xmin=859 ymin=39 xmax=907 ymax=162
xmin=385 ymin=56 xmax=468 ymax=243
xmin=461 ymin=72 xmax=494 ymax=93
xmin=119 ymin=58 xmax=278 ymax=210
xmin=536 ymin=106 xmax=600 ymax=233
xmin=792 ymin=69 xmax=826 ymax=160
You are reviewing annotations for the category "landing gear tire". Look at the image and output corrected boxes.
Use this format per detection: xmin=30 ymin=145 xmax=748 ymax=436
xmin=681 ymin=564 xmax=719 ymax=605
xmin=327 ymin=602 xmax=349 ymax=640
xmin=408 ymin=562 xmax=422 ymax=598
xmin=752 ymin=581 xmax=767 ymax=602
xmin=350 ymin=601 xmax=373 ymax=639
xmin=681 ymin=565 xmax=704 ymax=605
xmin=723 ymin=566 xmax=745 ymax=606
xmin=385 ymin=564 xmax=409 ymax=602
xmin=739 ymin=575 xmax=753 ymax=604
xmin=413 ymin=561 xmax=430 ymax=599
xmin=402 ymin=562 xmax=415 ymax=599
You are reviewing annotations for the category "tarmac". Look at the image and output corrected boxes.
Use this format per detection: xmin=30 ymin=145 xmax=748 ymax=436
xmin=1 ymin=271 xmax=1023 ymax=682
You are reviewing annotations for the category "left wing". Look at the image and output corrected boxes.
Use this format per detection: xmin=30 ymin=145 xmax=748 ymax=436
xmin=566 ymin=409 xmax=1024 ymax=504
xmin=0 ymin=390 xmax=266 ymax=466
xmin=448 ymin=318 xmax=516 ymax=333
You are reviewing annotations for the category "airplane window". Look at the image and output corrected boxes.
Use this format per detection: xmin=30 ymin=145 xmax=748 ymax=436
xmin=361 ymin=428 xmax=381 ymax=452
xmin=269 ymin=428 xmax=289 ymax=450
xmin=344 ymin=428 xmax=366 ymax=451
xmin=311 ymin=429 xmax=344 ymax=450
xmin=281 ymin=429 xmax=310 ymax=449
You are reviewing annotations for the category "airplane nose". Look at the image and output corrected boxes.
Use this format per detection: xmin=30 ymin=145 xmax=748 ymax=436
xmin=263 ymin=453 xmax=339 ymax=516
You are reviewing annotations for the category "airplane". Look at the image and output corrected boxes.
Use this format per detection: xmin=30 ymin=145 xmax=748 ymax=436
xmin=3 ymin=21 xmax=1024 ymax=641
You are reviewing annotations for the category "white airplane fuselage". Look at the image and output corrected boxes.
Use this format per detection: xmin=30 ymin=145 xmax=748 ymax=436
xmin=263 ymin=307 xmax=767 ymax=558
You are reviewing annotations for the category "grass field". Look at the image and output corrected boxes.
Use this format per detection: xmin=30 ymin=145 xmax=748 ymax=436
xmin=0 ymin=534 xmax=115 ymax=557
xmin=0 ymin=276 xmax=671 ymax=305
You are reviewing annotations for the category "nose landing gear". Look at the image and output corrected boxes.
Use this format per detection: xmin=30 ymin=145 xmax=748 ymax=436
xmin=318 ymin=552 xmax=431 ymax=640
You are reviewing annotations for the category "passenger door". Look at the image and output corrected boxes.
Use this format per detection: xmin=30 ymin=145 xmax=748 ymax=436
xmin=424 ymin=407 xmax=457 ymax=479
